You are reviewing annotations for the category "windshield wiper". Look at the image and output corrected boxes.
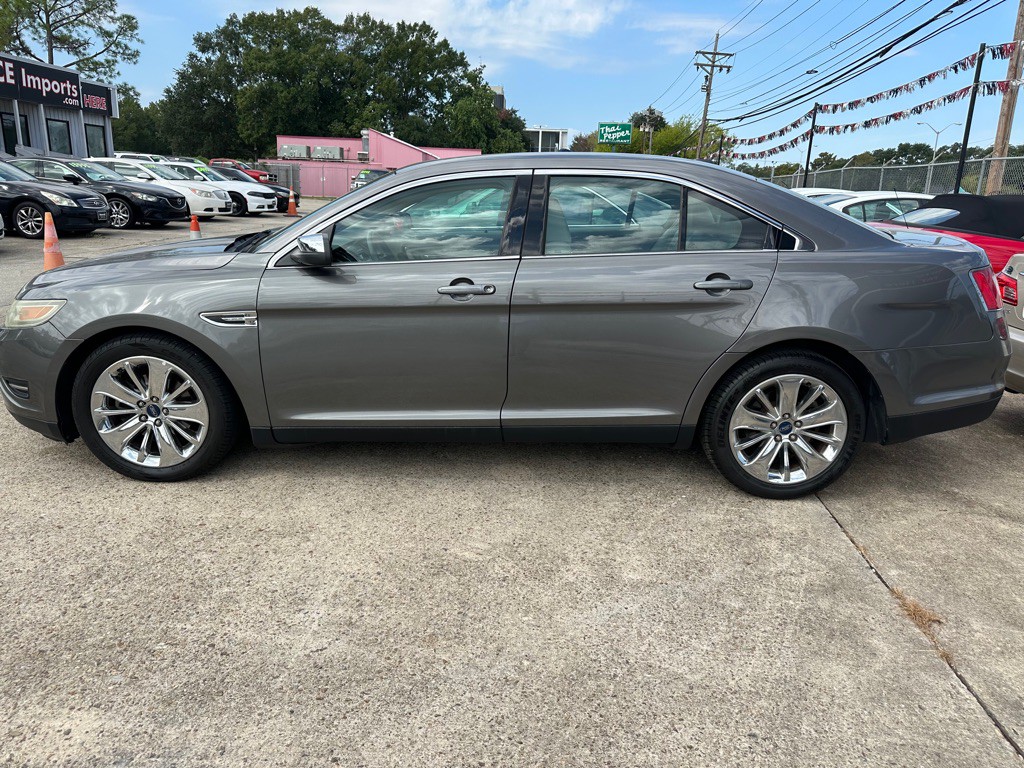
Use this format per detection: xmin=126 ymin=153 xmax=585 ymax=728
xmin=227 ymin=229 xmax=278 ymax=252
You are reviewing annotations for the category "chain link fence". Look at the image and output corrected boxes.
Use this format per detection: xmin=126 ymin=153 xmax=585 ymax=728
xmin=256 ymin=162 xmax=301 ymax=193
xmin=771 ymin=156 xmax=1024 ymax=195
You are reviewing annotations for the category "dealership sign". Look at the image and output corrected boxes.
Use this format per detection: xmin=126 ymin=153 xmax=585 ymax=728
xmin=0 ymin=53 xmax=112 ymax=113
xmin=598 ymin=122 xmax=633 ymax=145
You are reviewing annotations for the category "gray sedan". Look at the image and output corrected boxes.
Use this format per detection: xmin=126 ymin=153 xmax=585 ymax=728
xmin=0 ymin=154 xmax=1011 ymax=498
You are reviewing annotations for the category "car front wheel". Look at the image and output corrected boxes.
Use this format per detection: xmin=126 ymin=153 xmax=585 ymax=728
xmin=229 ymin=193 xmax=247 ymax=217
xmin=13 ymin=201 xmax=46 ymax=238
xmin=71 ymin=334 xmax=240 ymax=481
xmin=108 ymin=197 xmax=135 ymax=229
xmin=700 ymin=351 xmax=864 ymax=499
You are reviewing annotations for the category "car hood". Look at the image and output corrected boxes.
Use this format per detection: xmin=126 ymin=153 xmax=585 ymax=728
xmin=20 ymin=236 xmax=244 ymax=296
xmin=0 ymin=179 xmax=100 ymax=199
xmin=102 ymin=180 xmax=181 ymax=198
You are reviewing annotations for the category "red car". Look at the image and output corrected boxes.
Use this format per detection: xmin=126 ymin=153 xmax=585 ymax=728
xmin=209 ymin=159 xmax=270 ymax=184
xmin=872 ymin=194 xmax=1024 ymax=272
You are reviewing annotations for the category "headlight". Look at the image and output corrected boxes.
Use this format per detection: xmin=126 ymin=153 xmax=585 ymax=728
xmin=130 ymin=191 xmax=160 ymax=202
xmin=40 ymin=191 xmax=77 ymax=207
xmin=188 ymin=187 xmax=214 ymax=198
xmin=4 ymin=300 xmax=66 ymax=328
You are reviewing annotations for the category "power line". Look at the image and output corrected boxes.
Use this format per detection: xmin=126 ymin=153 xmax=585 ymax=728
xmin=718 ymin=0 xmax=1001 ymax=125
xmin=716 ymin=0 xmax=942 ymax=117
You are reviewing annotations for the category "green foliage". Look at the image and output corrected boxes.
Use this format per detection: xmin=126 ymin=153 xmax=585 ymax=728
xmin=6 ymin=0 xmax=141 ymax=80
xmin=112 ymin=84 xmax=169 ymax=154
xmin=153 ymin=8 xmax=513 ymax=158
xmin=629 ymin=107 xmax=667 ymax=133
xmin=570 ymin=132 xmax=597 ymax=152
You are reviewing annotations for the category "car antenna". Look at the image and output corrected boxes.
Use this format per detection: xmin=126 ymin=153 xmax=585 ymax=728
xmin=891 ymin=187 xmax=911 ymax=229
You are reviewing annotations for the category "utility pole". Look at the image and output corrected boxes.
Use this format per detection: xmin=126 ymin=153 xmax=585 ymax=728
xmin=801 ymin=104 xmax=820 ymax=186
xmin=695 ymin=33 xmax=734 ymax=160
xmin=987 ymin=0 xmax=1024 ymax=194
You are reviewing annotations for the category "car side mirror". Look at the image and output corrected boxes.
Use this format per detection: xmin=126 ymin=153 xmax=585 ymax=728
xmin=293 ymin=233 xmax=332 ymax=267
xmin=62 ymin=173 xmax=81 ymax=184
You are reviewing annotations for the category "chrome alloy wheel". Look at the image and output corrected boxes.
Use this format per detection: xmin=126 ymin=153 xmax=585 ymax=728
xmin=89 ymin=356 xmax=209 ymax=467
xmin=109 ymin=199 xmax=132 ymax=228
xmin=728 ymin=374 xmax=848 ymax=486
xmin=16 ymin=206 xmax=43 ymax=236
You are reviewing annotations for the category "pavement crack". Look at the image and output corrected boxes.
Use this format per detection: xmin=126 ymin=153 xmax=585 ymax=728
xmin=815 ymin=492 xmax=1024 ymax=762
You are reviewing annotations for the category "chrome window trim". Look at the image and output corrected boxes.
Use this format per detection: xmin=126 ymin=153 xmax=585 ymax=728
xmin=535 ymin=167 xmax=810 ymax=253
xmin=265 ymin=169 xmax=531 ymax=269
xmin=523 ymin=249 xmax=778 ymax=260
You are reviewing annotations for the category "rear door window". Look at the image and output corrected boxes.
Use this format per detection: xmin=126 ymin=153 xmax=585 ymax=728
xmin=544 ymin=176 xmax=682 ymax=255
xmin=684 ymin=190 xmax=771 ymax=250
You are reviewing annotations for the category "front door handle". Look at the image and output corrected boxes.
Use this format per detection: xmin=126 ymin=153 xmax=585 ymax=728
xmin=438 ymin=283 xmax=496 ymax=296
xmin=694 ymin=275 xmax=754 ymax=293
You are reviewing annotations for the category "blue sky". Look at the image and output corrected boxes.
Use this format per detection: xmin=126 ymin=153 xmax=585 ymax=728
xmin=118 ymin=0 xmax=1021 ymax=163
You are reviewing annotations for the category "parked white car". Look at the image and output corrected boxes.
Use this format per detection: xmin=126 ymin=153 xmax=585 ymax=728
xmin=113 ymin=152 xmax=170 ymax=163
xmin=814 ymin=191 xmax=933 ymax=223
xmin=159 ymin=161 xmax=278 ymax=216
xmin=789 ymin=187 xmax=849 ymax=199
xmin=90 ymin=157 xmax=231 ymax=219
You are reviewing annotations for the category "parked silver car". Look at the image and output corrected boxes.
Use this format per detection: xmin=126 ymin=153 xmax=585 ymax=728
xmin=0 ymin=154 xmax=1011 ymax=498
xmin=999 ymin=255 xmax=1023 ymax=393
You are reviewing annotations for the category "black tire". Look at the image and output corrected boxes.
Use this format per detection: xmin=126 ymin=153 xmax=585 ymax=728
xmin=107 ymin=196 xmax=136 ymax=229
xmin=246 ymin=211 xmax=263 ymax=216
xmin=149 ymin=221 xmax=170 ymax=228
xmin=700 ymin=351 xmax=865 ymax=499
xmin=71 ymin=333 xmax=240 ymax=481
xmin=228 ymin=193 xmax=247 ymax=217
xmin=12 ymin=201 xmax=46 ymax=238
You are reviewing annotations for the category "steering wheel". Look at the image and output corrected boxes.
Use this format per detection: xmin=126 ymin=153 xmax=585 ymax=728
xmin=366 ymin=213 xmax=412 ymax=261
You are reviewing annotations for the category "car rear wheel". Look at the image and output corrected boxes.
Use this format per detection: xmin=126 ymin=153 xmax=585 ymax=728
xmin=700 ymin=351 xmax=864 ymax=499
xmin=71 ymin=334 xmax=240 ymax=481
xmin=13 ymin=202 xmax=45 ymax=238
xmin=108 ymin=197 xmax=135 ymax=229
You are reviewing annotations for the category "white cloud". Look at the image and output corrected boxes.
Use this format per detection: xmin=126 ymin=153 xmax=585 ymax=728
xmin=214 ymin=0 xmax=627 ymax=70
xmin=630 ymin=13 xmax=728 ymax=56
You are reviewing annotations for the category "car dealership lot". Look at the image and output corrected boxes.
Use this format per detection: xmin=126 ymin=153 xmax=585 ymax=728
xmin=1 ymin=216 xmax=1023 ymax=766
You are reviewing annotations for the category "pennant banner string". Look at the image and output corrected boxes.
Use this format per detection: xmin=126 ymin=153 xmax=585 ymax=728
xmin=727 ymin=80 xmax=1016 ymax=160
xmin=732 ymin=41 xmax=1019 ymax=147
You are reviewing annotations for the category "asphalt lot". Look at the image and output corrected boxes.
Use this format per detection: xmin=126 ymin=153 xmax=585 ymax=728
xmin=0 ymin=210 xmax=1022 ymax=767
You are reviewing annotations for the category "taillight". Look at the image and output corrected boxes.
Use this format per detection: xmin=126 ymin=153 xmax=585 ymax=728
xmin=997 ymin=271 xmax=1018 ymax=306
xmin=971 ymin=267 xmax=1002 ymax=310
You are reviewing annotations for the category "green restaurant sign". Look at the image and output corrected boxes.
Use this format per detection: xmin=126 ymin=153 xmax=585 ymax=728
xmin=598 ymin=122 xmax=632 ymax=145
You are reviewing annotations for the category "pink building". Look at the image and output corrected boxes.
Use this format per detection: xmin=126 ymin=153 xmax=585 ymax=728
xmin=265 ymin=129 xmax=481 ymax=197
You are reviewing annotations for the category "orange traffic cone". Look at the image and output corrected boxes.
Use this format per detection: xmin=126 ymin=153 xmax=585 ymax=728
xmin=285 ymin=188 xmax=299 ymax=217
xmin=189 ymin=215 xmax=202 ymax=240
xmin=43 ymin=213 xmax=65 ymax=271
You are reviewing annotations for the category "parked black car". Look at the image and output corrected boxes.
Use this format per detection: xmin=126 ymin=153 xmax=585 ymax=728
xmin=10 ymin=158 xmax=189 ymax=230
xmin=0 ymin=159 xmax=109 ymax=238
xmin=212 ymin=166 xmax=300 ymax=212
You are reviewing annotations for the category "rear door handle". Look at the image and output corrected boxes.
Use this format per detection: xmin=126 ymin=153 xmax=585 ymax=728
xmin=437 ymin=284 xmax=496 ymax=296
xmin=693 ymin=277 xmax=754 ymax=292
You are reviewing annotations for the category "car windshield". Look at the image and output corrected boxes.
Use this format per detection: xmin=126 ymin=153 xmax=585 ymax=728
xmin=890 ymin=207 xmax=960 ymax=227
xmin=221 ymin=168 xmax=254 ymax=182
xmin=196 ymin=166 xmax=229 ymax=182
xmin=0 ymin=160 xmax=38 ymax=182
xmin=143 ymin=162 xmax=187 ymax=180
xmin=68 ymin=160 xmax=126 ymax=182
xmin=236 ymin=161 xmax=253 ymax=170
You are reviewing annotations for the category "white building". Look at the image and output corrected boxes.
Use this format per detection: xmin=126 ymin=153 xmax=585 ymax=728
xmin=524 ymin=126 xmax=569 ymax=152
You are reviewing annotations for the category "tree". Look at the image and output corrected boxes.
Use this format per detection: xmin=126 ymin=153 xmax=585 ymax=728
xmin=7 ymin=0 xmax=142 ymax=80
xmin=443 ymin=81 xmax=528 ymax=153
xmin=630 ymin=107 xmax=667 ymax=133
xmin=158 ymin=9 xmax=484 ymax=158
xmin=111 ymin=85 xmax=169 ymax=154
xmin=571 ymin=131 xmax=597 ymax=152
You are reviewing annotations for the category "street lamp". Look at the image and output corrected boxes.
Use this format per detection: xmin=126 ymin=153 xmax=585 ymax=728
xmin=918 ymin=121 xmax=961 ymax=193
xmin=917 ymin=121 xmax=962 ymax=162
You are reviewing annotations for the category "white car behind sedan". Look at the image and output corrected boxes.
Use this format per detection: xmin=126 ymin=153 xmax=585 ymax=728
xmin=159 ymin=162 xmax=278 ymax=216
xmin=810 ymin=191 xmax=933 ymax=222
